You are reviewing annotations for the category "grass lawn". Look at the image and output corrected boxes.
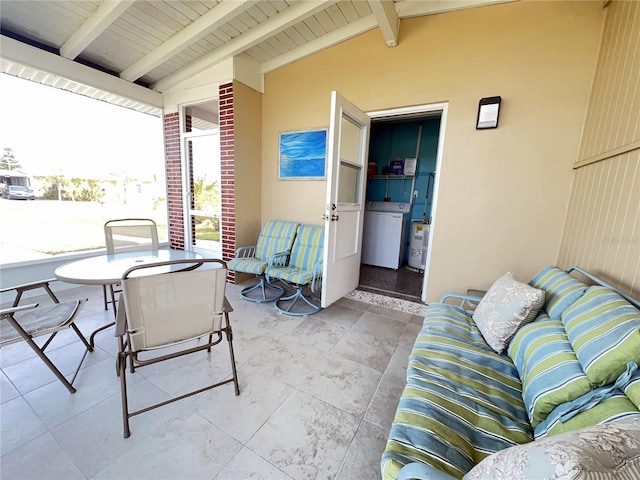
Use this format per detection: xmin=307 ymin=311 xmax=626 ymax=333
xmin=0 ymin=198 xmax=168 ymax=258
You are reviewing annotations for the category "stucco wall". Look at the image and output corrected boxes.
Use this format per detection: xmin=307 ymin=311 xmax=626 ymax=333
xmin=261 ymin=0 xmax=604 ymax=302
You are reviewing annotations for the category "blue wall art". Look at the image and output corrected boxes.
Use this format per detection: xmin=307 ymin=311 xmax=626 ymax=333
xmin=278 ymin=128 xmax=327 ymax=180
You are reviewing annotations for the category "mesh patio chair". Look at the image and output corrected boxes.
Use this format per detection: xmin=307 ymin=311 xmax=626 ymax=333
xmin=265 ymin=224 xmax=324 ymax=316
xmin=227 ymin=220 xmax=299 ymax=302
xmin=0 ymin=279 xmax=91 ymax=393
xmin=116 ymin=258 xmax=240 ymax=438
xmin=103 ymin=218 xmax=159 ymax=316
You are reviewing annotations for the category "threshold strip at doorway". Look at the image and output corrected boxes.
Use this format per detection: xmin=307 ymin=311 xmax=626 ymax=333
xmin=344 ymin=289 xmax=428 ymax=316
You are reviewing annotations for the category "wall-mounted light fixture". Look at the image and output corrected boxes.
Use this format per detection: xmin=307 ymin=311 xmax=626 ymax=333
xmin=476 ymin=96 xmax=502 ymax=129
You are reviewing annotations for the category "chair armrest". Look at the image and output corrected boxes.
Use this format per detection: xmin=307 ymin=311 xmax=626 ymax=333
xmin=0 ymin=278 xmax=57 ymax=294
xmin=269 ymin=250 xmax=291 ymax=267
xmin=310 ymin=259 xmax=323 ymax=292
xmin=397 ymin=462 xmax=458 ymax=480
xmin=235 ymin=246 xmax=256 ymax=258
xmin=0 ymin=303 xmax=39 ymax=317
xmin=115 ymin=296 xmax=127 ymax=337
xmin=1 ymin=278 xmax=59 ymax=306
xmin=440 ymin=293 xmax=483 ymax=310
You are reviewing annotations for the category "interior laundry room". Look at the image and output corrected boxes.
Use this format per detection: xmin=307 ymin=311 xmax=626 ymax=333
xmin=359 ymin=114 xmax=441 ymax=301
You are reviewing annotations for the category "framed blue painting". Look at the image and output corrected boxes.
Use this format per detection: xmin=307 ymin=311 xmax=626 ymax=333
xmin=278 ymin=128 xmax=327 ymax=180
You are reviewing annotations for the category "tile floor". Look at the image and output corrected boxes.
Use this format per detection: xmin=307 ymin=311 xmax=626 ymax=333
xmin=1 ymin=280 xmax=424 ymax=480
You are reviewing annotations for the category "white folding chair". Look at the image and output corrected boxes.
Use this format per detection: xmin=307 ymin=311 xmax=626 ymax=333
xmin=115 ymin=258 xmax=240 ymax=438
xmin=0 ymin=279 xmax=91 ymax=393
xmin=103 ymin=218 xmax=159 ymax=316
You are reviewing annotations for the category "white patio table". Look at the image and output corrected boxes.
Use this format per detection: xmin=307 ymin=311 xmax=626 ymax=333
xmin=55 ymin=249 xmax=203 ymax=346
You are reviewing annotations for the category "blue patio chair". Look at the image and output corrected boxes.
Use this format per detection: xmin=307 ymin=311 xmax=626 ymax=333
xmin=227 ymin=220 xmax=299 ymax=302
xmin=265 ymin=224 xmax=324 ymax=316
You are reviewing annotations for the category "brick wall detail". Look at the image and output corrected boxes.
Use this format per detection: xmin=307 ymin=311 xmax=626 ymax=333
xmin=219 ymin=82 xmax=236 ymax=283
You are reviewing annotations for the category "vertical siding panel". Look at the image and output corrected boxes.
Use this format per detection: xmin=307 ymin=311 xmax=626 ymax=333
xmin=614 ymin=151 xmax=639 ymax=291
xmin=560 ymin=1 xmax=640 ymax=300
xmin=617 ymin=3 xmax=639 ymax=146
xmin=601 ymin=3 xmax=624 ymax=153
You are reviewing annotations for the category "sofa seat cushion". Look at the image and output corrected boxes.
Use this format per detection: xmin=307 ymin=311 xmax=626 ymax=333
xmin=381 ymin=304 xmax=533 ymax=480
xmin=561 ymin=286 xmax=640 ymax=387
xmin=529 ymin=266 xmax=588 ymax=319
xmin=472 ymin=273 xmax=545 ymax=354
xmin=464 ymin=417 xmax=640 ymax=480
xmin=507 ymin=314 xmax=592 ymax=428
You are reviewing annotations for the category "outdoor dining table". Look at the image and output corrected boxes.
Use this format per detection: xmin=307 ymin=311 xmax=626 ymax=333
xmin=55 ymin=249 xmax=203 ymax=346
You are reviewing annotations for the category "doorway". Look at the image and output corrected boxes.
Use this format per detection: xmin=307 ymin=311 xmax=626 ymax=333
xmin=180 ymin=100 xmax=222 ymax=257
xmin=358 ymin=105 xmax=445 ymax=302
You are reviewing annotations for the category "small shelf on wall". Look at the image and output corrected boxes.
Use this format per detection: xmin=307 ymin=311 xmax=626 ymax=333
xmin=368 ymin=175 xmax=414 ymax=180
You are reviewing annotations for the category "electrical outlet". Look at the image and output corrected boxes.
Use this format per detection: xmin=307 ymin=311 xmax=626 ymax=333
xmin=413 ymin=190 xmax=419 ymax=198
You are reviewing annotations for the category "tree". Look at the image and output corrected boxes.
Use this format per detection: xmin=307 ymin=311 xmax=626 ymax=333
xmin=0 ymin=147 xmax=21 ymax=171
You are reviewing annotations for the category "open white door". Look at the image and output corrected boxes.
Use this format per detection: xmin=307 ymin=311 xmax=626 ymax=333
xmin=321 ymin=91 xmax=371 ymax=308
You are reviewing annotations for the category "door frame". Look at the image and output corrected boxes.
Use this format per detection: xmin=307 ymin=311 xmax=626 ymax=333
xmin=367 ymin=102 xmax=449 ymax=303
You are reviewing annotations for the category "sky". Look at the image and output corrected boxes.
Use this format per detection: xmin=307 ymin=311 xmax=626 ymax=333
xmin=0 ymin=73 xmax=164 ymax=180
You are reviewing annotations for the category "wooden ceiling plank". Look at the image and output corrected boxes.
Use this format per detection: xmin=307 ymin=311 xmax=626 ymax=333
xmin=60 ymin=0 xmax=136 ymax=60
xmin=335 ymin=1 xmax=360 ymax=23
xmin=153 ymin=0 xmax=337 ymax=91
xmin=368 ymin=0 xmax=399 ymax=47
xmin=261 ymin=14 xmax=377 ymax=73
xmin=120 ymin=0 xmax=257 ymax=81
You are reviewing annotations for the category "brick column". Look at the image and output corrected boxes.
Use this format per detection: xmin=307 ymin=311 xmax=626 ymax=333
xmin=219 ymin=82 xmax=236 ymax=282
xmin=163 ymin=112 xmax=184 ymax=249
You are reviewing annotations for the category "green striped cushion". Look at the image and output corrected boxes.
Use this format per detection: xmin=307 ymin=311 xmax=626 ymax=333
xmin=288 ymin=225 xmax=323 ymax=271
xmin=226 ymin=257 xmax=267 ymax=275
xmin=562 ymin=286 xmax=640 ymax=387
xmin=529 ymin=266 xmax=587 ymax=319
xmin=381 ymin=304 xmax=532 ymax=480
xmin=263 ymin=266 xmax=314 ymax=285
xmin=508 ymin=314 xmax=592 ymax=428
xmin=534 ymin=392 xmax=640 ymax=438
xmin=254 ymin=220 xmax=299 ymax=261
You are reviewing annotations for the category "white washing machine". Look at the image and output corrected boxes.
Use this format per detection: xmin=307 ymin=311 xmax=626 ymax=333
xmin=361 ymin=201 xmax=411 ymax=269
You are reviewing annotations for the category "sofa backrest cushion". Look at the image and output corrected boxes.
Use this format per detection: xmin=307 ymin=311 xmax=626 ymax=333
xmin=472 ymin=272 xmax=545 ymax=354
xmin=562 ymin=286 xmax=640 ymax=387
xmin=508 ymin=314 xmax=592 ymax=428
xmin=529 ymin=266 xmax=588 ymax=319
xmin=255 ymin=220 xmax=299 ymax=261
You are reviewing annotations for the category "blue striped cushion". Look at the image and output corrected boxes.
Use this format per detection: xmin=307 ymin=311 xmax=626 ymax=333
xmin=562 ymin=286 xmax=640 ymax=387
xmin=263 ymin=266 xmax=314 ymax=285
xmin=226 ymin=257 xmax=268 ymax=275
xmin=381 ymin=304 xmax=532 ymax=480
xmin=254 ymin=220 xmax=299 ymax=261
xmin=625 ymin=368 xmax=640 ymax=409
xmin=529 ymin=266 xmax=587 ymax=319
xmin=288 ymin=225 xmax=324 ymax=271
xmin=508 ymin=314 xmax=592 ymax=428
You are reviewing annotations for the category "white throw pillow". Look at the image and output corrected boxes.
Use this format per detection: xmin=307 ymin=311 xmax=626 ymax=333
xmin=472 ymin=272 xmax=545 ymax=354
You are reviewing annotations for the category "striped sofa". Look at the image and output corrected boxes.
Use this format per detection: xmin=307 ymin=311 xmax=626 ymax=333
xmin=381 ymin=266 xmax=640 ymax=480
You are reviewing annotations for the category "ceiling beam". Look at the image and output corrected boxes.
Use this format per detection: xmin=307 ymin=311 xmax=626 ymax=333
xmin=152 ymin=0 xmax=337 ymax=92
xmin=60 ymin=0 xmax=135 ymax=60
xmin=1 ymin=35 xmax=162 ymax=109
xmin=396 ymin=0 xmax=518 ymax=18
xmin=368 ymin=0 xmax=399 ymax=47
xmin=120 ymin=0 xmax=258 ymax=82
